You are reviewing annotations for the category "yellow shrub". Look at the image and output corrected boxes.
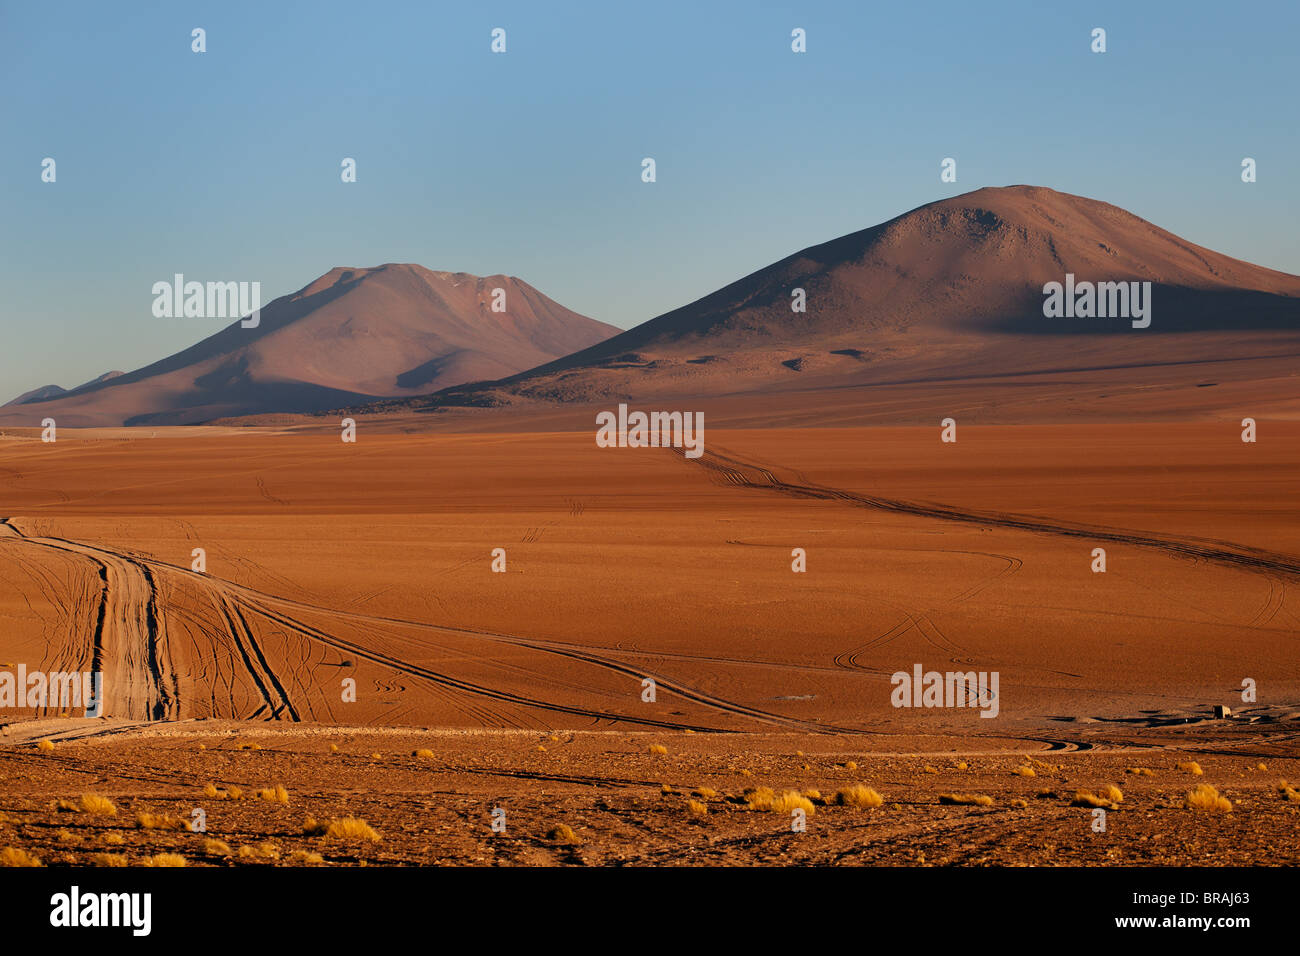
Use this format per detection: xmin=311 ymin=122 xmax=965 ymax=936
xmin=80 ymin=793 xmax=117 ymax=816
xmin=0 ymin=847 xmax=41 ymax=867
xmin=1185 ymin=784 xmax=1232 ymax=812
xmin=834 ymin=784 xmax=884 ymax=808
xmin=939 ymin=793 xmax=993 ymax=807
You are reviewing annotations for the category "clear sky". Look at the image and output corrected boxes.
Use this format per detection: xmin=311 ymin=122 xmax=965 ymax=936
xmin=2 ymin=0 xmax=1297 ymax=398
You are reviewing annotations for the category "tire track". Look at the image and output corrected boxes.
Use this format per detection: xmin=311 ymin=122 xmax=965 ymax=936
xmin=672 ymin=446 xmax=1300 ymax=579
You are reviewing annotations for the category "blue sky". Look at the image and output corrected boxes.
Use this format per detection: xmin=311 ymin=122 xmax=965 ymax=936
xmin=2 ymin=0 xmax=1297 ymax=397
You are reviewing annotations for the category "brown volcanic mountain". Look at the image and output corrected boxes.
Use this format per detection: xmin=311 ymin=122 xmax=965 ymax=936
xmin=413 ymin=185 xmax=1300 ymax=414
xmin=1 ymin=265 xmax=617 ymax=426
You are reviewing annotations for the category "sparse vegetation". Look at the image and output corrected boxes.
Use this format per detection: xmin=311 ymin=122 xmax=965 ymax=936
xmin=687 ymin=799 xmax=708 ymax=817
xmin=1102 ymin=784 xmax=1124 ymax=803
xmin=289 ymin=849 xmax=324 ymax=864
xmin=1071 ymin=790 xmax=1115 ymax=808
xmin=414 ymin=749 xmax=435 ymax=759
xmin=203 ymin=838 xmax=233 ymax=857
xmin=80 ymin=793 xmax=117 ymax=816
xmin=91 ymin=853 xmax=128 ymax=867
xmin=694 ymin=787 xmax=719 ymax=800
xmin=36 ymin=739 xmax=54 ymax=753
xmin=143 ymin=853 xmax=187 ymax=867
xmin=1185 ymin=784 xmax=1232 ymax=812
xmin=238 ymin=842 xmax=280 ymax=860
xmin=648 ymin=744 xmax=668 ymax=755
xmin=136 ymin=811 xmax=187 ymax=830
xmin=256 ymin=783 xmax=290 ymax=804
xmin=320 ymin=817 xmax=381 ymax=843
xmin=1278 ymin=780 xmax=1300 ymax=802
xmin=546 ymin=823 xmax=581 ymax=844
xmin=744 ymin=787 xmax=815 ymax=815
xmin=834 ymin=784 xmax=884 ymax=808
xmin=1013 ymin=765 xmax=1036 ymax=777
xmin=939 ymin=793 xmax=993 ymax=807
xmin=1177 ymin=761 xmax=1204 ymax=776
xmin=0 ymin=847 xmax=41 ymax=867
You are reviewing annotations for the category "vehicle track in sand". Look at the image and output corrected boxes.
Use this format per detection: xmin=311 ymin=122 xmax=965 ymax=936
xmin=0 ymin=518 xmax=175 ymax=721
xmin=675 ymin=444 xmax=1300 ymax=579
xmin=1 ymin=517 xmax=864 ymax=734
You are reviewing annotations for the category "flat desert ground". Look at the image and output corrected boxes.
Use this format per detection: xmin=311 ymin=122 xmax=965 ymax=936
xmin=1 ymin=420 xmax=1298 ymax=865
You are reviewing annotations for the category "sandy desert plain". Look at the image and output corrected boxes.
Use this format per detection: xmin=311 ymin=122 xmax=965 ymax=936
xmin=1 ymin=399 xmax=1298 ymax=867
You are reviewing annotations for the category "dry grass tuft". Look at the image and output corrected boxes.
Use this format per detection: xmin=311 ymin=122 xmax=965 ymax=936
xmin=413 ymin=749 xmax=435 ymax=759
xmin=289 ymin=849 xmax=324 ymax=864
xmin=203 ymin=783 xmax=219 ymax=798
xmin=802 ymin=789 xmax=822 ymax=801
xmin=648 ymin=744 xmax=668 ymax=755
xmin=237 ymin=742 xmax=261 ymax=751
xmin=329 ymin=743 xmax=339 ymax=753
xmin=1277 ymin=780 xmax=1300 ymax=802
xmin=687 ymin=799 xmax=708 ymax=817
xmin=91 ymin=853 xmax=128 ymax=867
xmin=56 ymin=829 xmax=79 ymax=844
xmin=1185 ymin=784 xmax=1232 ymax=812
xmin=237 ymin=842 xmax=281 ymax=860
xmin=546 ymin=823 xmax=581 ymax=844
xmin=322 ymin=817 xmax=381 ymax=843
xmin=143 ymin=853 xmax=187 ymax=867
xmin=844 ymin=761 xmax=858 ymax=771
xmin=256 ymin=784 xmax=290 ymax=804
xmin=1071 ymin=790 xmax=1115 ymax=808
xmin=834 ymin=784 xmax=884 ymax=808
xmin=135 ymin=811 xmax=187 ymax=830
xmin=54 ymin=799 xmax=78 ymax=812
xmin=203 ymin=838 xmax=232 ymax=857
xmin=103 ymin=833 xmax=124 ymax=845
xmin=0 ymin=847 xmax=41 ymax=867
xmin=1013 ymin=765 xmax=1036 ymax=777
xmin=36 ymin=739 xmax=54 ymax=753
xmin=1010 ymin=799 xmax=1028 ymax=808
xmin=80 ymin=793 xmax=117 ymax=816
xmin=744 ymin=788 xmax=815 ymax=815
xmin=1127 ymin=767 xmax=1155 ymax=776
xmin=923 ymin=765 xmax=939 ymax=774
xmin=939 ymin=793 xmax=993 ymax=807
xmin=955 ymin=761 xmax=969 ymax=771
xmin=1103 ymin=784 xmax=1124 ymax=803
xmin=1177 ymin=761 xmax=1204 ymax=776
xmin=694 ymin=787 xmax=719 ymax=800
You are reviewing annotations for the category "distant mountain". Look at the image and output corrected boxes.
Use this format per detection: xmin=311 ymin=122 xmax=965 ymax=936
xmin=392 ymin=185 xmax=1300 ymax=410
xmin=0 ymin=265 xmax=617 ymax=426
xmin=5 ymin=371 xmax=124 ymax=408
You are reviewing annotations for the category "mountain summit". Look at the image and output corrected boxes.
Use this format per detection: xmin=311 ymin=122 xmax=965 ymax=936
xmin=2 ymin=264 xmax=617 ymax=426
xmin=416 ymin=185 xmax=1300 ymax=408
